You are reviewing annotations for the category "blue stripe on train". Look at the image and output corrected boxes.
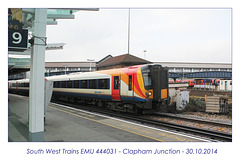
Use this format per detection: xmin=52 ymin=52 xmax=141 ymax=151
xmin=53 ymin=91 xmax=112 ymax=100
xmin=120 ymin=96 xmax=146 ymax=102
xmin=53 ymin=91 xmax=147 ymax=102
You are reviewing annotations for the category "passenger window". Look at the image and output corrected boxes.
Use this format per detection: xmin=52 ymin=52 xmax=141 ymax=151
xmin=61 ymin=81 xmax=66 ymax=88
xmin=114 ymin=76 xmax=119 ymax=90
xmin=67 ymin=81 xmax=72 ymax=88
xmin=128 ymin=75 xmax=132 ymax=91
xmin=80 ymin=80 xmax=88 ymax=89
xmin=89 ymin=79 xmax=97 ymax=89
xmin=73 ymin=80 xmax=79 ymax=88
xmin=56 ymin=81 xmax=60 ymax=88
xmin=98 ymin=79 xmax=110 ymax=89
xmin=53 ymin=81 xmax=56 ymax=88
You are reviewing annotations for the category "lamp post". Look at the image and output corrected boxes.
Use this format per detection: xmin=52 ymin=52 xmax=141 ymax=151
xmin=143 ymin=50 xmax=147 ymax=59
xmin=63 ymin=65 xmax=68 ymax=75
xmin=87 ymin=59 xmax=94 ymax=72
xmin=127 ymin=8 xmax=131 ymax=54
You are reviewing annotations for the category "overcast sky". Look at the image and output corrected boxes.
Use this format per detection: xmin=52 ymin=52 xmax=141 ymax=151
xmin=46 ymin=8 xmax=231 ymax=63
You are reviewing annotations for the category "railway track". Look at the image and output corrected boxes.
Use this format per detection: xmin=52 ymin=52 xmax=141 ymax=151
xmin=50 ymin=101 xmax=232 ymax=142
xmin=153 ymin=112 xmax=232 ymax=128
xmin=124 ymin=114 xmax=232 ymax=142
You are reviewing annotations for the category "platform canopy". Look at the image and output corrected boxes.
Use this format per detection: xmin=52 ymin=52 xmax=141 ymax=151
xmin=8 ymin=58 xmax=31 ymax=75
xmin=8 ymin=8 xmax=99 ymax=75
xmin=22 ymin=8 xmax=99 ymax=28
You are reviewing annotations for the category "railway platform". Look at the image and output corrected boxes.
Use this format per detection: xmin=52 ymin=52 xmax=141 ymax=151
xmin=8 ymin=94 xmax=208 ymax=142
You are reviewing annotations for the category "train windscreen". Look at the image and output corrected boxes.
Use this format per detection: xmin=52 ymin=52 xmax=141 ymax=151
xmin=142 ymin=67 xmax=152 ymax=90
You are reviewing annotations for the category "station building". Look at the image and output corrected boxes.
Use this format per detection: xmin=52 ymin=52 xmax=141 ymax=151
xmin=8 ymin=53 xmax=232 ymax=80
xmin=44 ymin=54 xmax=231 ymax=74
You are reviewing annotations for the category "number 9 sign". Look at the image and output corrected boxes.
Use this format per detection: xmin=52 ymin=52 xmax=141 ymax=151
xmin=8 ymin=29 xmax=28 ymax=51
xmin=12 ymin=32 xmax=22 ymax=44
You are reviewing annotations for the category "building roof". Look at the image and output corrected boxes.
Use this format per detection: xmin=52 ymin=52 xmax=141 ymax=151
xmin=97 ymin=53 xmax=152 ymax=68
xmin=45 ymin=62 xmax=95 ymax=68
xmin=154 ymin=62 xmax=232 ymax=69
xmin=96 ymin=54 xmax=112 ymax=66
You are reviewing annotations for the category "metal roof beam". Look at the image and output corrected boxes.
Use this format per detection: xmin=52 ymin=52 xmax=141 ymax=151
xmin=47 ymin=14 xmax=75 ymax=19
xmin=22 ymin=9 xmax=35 ymax=14
xmin=47 ymin=19 xmax=58 ymax=25
xmin=49 ymin=8 xmax=99 ymax=12
xmin=8 ymin=43 xmax=66 ymax=55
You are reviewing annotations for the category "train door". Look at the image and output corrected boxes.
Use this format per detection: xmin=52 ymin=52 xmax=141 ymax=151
xmin=225 ymin=81 xmax=227 ymax=91
xmin=112 ymin=75 xmax=121 ymax=100
xmin=128 ymin=74 xmax=134 ymax=101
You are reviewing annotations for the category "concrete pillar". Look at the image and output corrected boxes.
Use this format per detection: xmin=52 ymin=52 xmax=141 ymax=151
xmin=29 ymin=9 xmax=47 ymax=141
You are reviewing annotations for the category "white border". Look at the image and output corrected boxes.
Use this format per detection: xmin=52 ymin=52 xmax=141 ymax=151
xmin=3 ymin=1 xmax=239 ymax=161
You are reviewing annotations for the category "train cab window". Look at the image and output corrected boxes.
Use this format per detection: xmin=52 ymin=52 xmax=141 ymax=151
xmin=98 ymin=78 xmax=110 ymax=89
xmin=73 ymin=80 xmax=79 ymax=88
xmin=89 ymin=79 xmax=97 ymax=89
xmin=114 ymin=76 xmax=119 ymax=90
xmin=128 ymin=75 xmax=132 ymax=91
xmin=142 ymin=71 xmax=152 ymax=89
xmin=80 ymin=80 xmax=88 ymax=89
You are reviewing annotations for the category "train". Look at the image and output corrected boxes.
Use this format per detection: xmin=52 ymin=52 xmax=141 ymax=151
xmin=169 ymin=78 xmax=220 ymax=87
xmin=169 ymin=78 xmax=232 ymax=91
xmin=8 ymin=64 xmax=169 ymax=114
xmin=217 ymin=80 xmax=232 ymax=91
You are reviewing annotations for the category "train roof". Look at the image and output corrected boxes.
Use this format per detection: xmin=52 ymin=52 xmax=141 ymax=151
xmin=46 ymin=64 xmax=149 ymax=81
xmin=46 ymin=71 xmax=111 ymax=81
xmin=9 ymin=64 xmax=154 ymax=83
xmin=9 ymin=79 xmax=29 ymax=83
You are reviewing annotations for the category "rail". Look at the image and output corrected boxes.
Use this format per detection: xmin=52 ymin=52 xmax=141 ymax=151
xmin=154 ymin=112 xmax=232 ymax=128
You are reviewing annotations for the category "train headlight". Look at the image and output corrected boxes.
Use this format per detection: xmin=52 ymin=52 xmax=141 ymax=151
xmin=148 ymin=91 xmax=152 ymax=96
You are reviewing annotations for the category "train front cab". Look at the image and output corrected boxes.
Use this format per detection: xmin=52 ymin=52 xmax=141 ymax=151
xmin=141 ymin=64 xmax=169 ymax=112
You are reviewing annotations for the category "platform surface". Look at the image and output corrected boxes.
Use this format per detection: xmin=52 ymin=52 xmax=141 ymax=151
xmin=8 ymin=94 xmax=207 ymax=142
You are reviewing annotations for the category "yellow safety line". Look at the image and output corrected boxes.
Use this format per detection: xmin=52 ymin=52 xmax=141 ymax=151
xmin=49 ymin=106 xmax=164 ymax=142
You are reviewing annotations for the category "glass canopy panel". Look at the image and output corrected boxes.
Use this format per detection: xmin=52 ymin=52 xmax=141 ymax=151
xmin=47 ymin=9 xmax=79 ymax=15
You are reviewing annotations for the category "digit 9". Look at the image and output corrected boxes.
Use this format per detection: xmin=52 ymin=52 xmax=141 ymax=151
xmin=12 ymin=32 xmax=22 ymax=44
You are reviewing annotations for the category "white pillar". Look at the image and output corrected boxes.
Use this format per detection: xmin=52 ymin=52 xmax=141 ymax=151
xmin=29 ymin=9 xmax=47 ymax=141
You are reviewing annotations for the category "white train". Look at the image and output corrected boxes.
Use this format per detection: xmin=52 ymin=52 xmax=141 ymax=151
xmin=217 ymin=80 xmax=232 ymax=91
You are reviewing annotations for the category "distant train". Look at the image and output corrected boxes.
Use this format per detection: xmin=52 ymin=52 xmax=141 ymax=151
xmin=183 ymin=79 xmax=196 ymax=87
xmin=217 ymin=80 xmax=232 ymax=91
xmin=169 ymin=78 xmax=220 ymax=87
xmin=8 ymin=64 xmax=169 ymax=114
